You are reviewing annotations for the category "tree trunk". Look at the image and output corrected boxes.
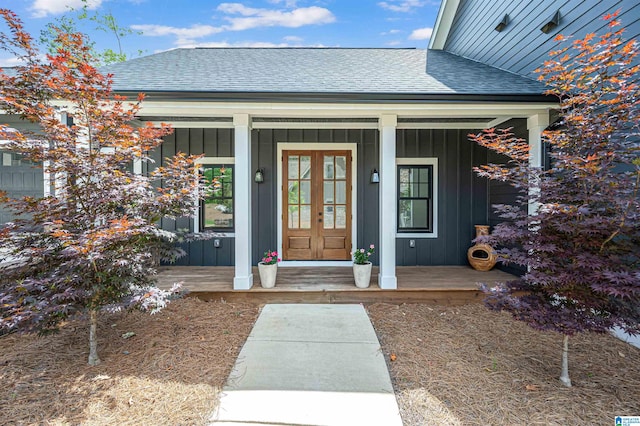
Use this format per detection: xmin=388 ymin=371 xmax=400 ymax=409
xmin=559 ymin=334 xmax=571 ymax=387
xmin=88 ymin=309 xmax=101 ymax=366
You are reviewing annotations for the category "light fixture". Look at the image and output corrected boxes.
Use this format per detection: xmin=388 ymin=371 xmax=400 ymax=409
xmin=254 ymin=168 xmax=264 ymax=183
xmin=494 ymin=14 xmax=509 ymax=32
xmin=370 ymin=169 xmax=380 ymax=183
xmin=540 ymin=10 xmax=561 ymax=34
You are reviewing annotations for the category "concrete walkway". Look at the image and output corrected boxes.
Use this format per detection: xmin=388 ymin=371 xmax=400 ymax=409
xmin=209 ymin=304 xmax=403 ymax=426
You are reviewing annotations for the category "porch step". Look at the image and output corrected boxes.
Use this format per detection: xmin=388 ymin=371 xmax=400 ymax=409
xmin=157 ymin=265 xmax=516 ymax=305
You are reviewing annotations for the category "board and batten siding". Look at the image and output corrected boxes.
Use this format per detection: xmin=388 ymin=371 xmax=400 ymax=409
xmin=155 ymin=128 xmax=235 ymax=266
xmin=443 ymin=0 xmax=640 ymax=78
xmin=396 ymin=128 xmax=491 ymax=266
xmin=252 ymin=128 xmax=380 ymax=265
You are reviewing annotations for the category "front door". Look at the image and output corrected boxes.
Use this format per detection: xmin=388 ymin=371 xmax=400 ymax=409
xmin=283 ymin=150 xmax=352 ymax=260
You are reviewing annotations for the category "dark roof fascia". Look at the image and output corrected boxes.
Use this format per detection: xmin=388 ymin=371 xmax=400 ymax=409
xmin=114 ymin=90 xmax=554 ymax=104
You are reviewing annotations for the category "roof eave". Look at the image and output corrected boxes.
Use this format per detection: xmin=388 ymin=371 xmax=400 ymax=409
xmin=429 ymin=0 xmax=461 ymax=50
xmin=114 ymin=90 xmax=553 ymax=104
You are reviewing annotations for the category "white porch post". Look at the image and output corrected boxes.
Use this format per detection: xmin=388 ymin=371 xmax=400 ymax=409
xmin=378 ymin=114 xmax=397 ymax=289
xmin=527 ymin=113 xmax=549 ymax=215
xmin=233 ymin=113 xmax=253 ymax=290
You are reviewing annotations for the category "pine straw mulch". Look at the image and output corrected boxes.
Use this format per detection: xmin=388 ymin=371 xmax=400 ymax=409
xmin=0 ymin=298 xmax=260 ymax=426
xmin=367 ymin=303 xmax=640 ymax=426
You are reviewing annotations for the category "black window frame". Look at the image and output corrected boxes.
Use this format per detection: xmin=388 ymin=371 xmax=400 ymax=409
xmin=200 ymin=164 xmax=234 ymax=231
xmin=397 ymin=164 xmax=433 ymax=233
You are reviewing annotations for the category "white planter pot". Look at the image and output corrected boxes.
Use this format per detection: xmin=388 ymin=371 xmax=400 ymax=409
xmin=258 ymin=262 xmax=278 ymax=288
xmin=353 ymin=262 xmax=372 ymax=288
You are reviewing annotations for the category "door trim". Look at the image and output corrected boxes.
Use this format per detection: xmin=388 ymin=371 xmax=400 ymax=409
xmin=277 ymin=143 xmax=358 ymax=265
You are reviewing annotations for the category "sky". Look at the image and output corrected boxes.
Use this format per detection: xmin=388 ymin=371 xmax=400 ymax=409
xmin=1 ymin=0 xmax=441 ymax=66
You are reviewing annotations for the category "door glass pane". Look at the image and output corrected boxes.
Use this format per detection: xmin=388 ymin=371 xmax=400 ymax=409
xmin=335 ymin=181 xmax=346 ymax=204
xmin=288 ymin=181 xmax=299 ymax=204
xmin=288 ymin=205 xmax=299 ymax=229
xmin=324 ymin=205 xmax=334 ymax=229
xmin=335 ymin=156 xmax=346 ymax=179
xmin=300 ymin=181 xmax=311 ymax=205
xmin=324 ymin=181 xmax=334 ymax=204
xmin=288 ymin=155 xmax=299 ymax=179
xmin=300 ymin=205 xmax=311 ymax=229
xmin=335 ymin=205 xmax=346 ymax=229
xmin=324 ymin=156 xmax=334 ymax=179
xmin=300 ymin=155 xmax=311 ymax=179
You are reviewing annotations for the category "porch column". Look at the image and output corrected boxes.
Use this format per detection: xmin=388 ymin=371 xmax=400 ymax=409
xmin=527 ymin=113 xmax=549 ymax=216
xmin=378 ymin=114 xmax=397 ymax=289
xmin=233 ymin=113 xmax=253 ymax=290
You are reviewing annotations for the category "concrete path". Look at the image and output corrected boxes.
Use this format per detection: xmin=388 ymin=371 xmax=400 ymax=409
xmin=209 ymin=304 xmax=403 ymax=426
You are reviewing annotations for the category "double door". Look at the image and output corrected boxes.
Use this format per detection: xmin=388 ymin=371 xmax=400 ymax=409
xmin=282 ymin=150 xmax=352 ymax=260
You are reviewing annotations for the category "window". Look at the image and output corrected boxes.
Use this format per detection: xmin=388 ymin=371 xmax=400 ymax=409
xmin=397 ymin=165 xmax=433 ymax=232
xmin=201 ymin=164 xmax=234 ymax=230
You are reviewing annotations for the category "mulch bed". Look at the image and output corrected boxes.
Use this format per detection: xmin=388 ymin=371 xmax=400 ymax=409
xmin=3 ymin=298 xmax=639 ymax=425
xmin=367 ymin=303 xmax=640 ymax=426
xmin=0 ymin=298 xmax=260 ymax=426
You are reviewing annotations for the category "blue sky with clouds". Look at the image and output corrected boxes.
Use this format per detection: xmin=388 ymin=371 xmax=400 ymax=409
xmin=1 ymin=0 xmax=441 ymax=66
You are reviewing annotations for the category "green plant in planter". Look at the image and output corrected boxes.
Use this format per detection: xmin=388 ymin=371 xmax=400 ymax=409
xmin=352 ymin=245 xmax=375 ymax=264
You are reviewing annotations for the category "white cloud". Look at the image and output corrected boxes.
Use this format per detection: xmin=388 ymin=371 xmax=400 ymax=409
xmin=268 ymin=0 xmax=298 ymax=7
xmin=378 ymin=0 xmax=428 ymax=13
xmin=217 ymin=3 xmax=336 ymax=31
xmin=283 ymin=35 xmax=303 ymax=42
xmin=386 ymin=40 xmax=402 ymax=46
xmin=30 ymin=0 xmax=102 ymax=18
xmin=408 ymin=27 xmax=432 ymax=40
xmin=380 ymin=29 xmax=402 ymax=36
xmin=131 ymin=24 xmax=224 ymax=39
xmin=171 ymin=40 xmax=326 ymax=49
xmin=0 ymin=56 xmax=25 ymax=67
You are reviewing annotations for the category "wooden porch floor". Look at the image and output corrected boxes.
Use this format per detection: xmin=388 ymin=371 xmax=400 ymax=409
xmin=156 ymin=266 xmax=516 ymax=305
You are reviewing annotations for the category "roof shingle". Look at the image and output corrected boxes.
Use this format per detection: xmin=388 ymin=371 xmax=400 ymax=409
xmin=104 ymin=48 xmax=546 ymax=96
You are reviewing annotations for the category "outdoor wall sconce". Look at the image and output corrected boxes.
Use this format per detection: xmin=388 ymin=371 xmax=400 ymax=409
xmin=370 ymin=169 xmax=380 ymax=183
xmin=540 ymin=10 xmax=561 ymax=34
xmin=254 ymin=168 xmax=264 ymax=183
xmin=494 ymin=14 xmax=509 ymax=32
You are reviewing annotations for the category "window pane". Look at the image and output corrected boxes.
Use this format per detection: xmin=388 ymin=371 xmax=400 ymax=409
xmin=336 ymin=181 xmax=346 ymax=204
xmin=399 ymin=199 xmax=428 ymax=229
xmin=399 ymin=168 xmax=410 ymax=184
xmin=324 ymin=205 xmax=334 ymax=228
xmin=300 ymin=205 xmax=311 ymax=229
xmin=335 ymin=156 xmax=346 ymax=179
xmin=419 ymin=168 xmax=429 ymax=182
xmin=335 ymin=205 xmax=346 ymax=229
xmin=419 ymin=183 xmax=429 ymax=198
xmin=288 ymin=205 xmax=299 ymax=229
xmin=324 ymin=156 xmax=334 ymax=179
xmin=288 ymin=181 xmax=299 ymax=204
xmin=399 ymin=182 xmax=410 ymax=197
xmin=300 ymin=181 xmax=311 ymax=204
xmin=204 ymin=202 xmax=233 ymax=228
xmin=324 ymin=181 xmax=334 ymax=204
xmin=300 ymin=156 xmax=311 ymax=179
xmin=288 ymin=155 xmax=299 ymax=179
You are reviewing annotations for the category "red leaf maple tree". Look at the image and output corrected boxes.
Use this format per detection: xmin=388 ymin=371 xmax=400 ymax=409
xmin=0 ymin=9 xmax=208 ymax=365
xmin=470 ymin=13 xmax=640 ymax=386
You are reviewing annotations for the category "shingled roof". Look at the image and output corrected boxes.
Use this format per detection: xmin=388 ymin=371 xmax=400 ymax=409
xmin=104 ymin=48 xmax=547 ymax=98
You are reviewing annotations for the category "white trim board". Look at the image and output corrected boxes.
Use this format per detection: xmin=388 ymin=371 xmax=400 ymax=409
xmin=276 ymin=142 xmax=358 ymax=263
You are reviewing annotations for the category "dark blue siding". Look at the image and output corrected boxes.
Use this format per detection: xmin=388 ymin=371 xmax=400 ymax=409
xmin=444 ymin=0 xmax=640 ymax=78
